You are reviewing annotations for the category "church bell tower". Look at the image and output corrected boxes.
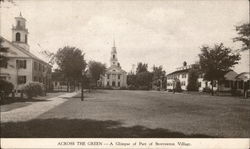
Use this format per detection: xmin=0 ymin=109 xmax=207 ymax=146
xmin=12 ymin=12 xmax=30 ymax=51
xmin=110 ymin=40 xmax=119 ymax=66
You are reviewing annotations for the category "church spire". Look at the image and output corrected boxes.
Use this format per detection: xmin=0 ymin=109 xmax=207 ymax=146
xmin=113 ymin=39 xmax=116 ymax=48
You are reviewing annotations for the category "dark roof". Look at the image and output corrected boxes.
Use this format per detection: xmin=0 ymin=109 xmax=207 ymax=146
xmin=167 ymin=69 xmax=190 ymax=76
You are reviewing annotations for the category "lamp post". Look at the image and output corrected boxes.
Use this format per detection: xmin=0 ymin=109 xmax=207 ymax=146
xmin=81 ymin=70 xmax=85 ymax=101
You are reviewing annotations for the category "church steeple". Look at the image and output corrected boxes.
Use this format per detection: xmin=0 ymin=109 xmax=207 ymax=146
xmin=12 ymin=12 xmax=29 ymax=51
xmin=110 ymin=39 xmax=119 ymax=66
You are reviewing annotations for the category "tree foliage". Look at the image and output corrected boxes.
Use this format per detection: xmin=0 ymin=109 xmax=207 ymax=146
xmin=136 ymin=72 xmax=153 ymax=89
xmin=127 ymin=74 xmax=137 ymax=86
xmin=136 ymin=62 xmax=148 ymax=74
xmin=187 ymin=69 xmax=199 ymax=91
xmin=88 ymin=60 xmax=106 ymax=86
xmin=55 ymin=46 xmax=86 ymax=81
xmin=0 ymin=38 xmax=9 ymax=68
xmin=152 ymin=65 xmax=165 ymax=80
xmin=199 ymin=43 xmax=240 ymax=81
xmin=234 ymin=23 xmax=250 ymax=51
xmin=199 ymin=43 xmax=240 ymax=95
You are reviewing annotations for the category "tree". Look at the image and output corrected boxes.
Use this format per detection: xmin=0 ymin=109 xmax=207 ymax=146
xmin=127 ymin=74 xmax=137 ymax=87
xmin=234 ymin=23 xmax=250 ymax=51
xmin=199 ymin=43 xmax=241 ymax=95
xmin=54 ymin=46 xmax=86 ymax=91
xmin=187 ymin=68 xmax=199 ymax=91
xmin=136 ymin=62 xmax=148 ymax=74
xmin=152 ymin=65 xmax=166 ymax=90
xmin=0 ymin=38 xmax=9 ymax=70
xmin=136 ymin=71 xmax=153 ymax=90
xmin=88 ymin=61 xmax=106 ymax=86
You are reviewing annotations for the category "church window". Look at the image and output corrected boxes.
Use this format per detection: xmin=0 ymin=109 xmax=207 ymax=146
xmin=16 ymin=60 xmax=26 ymax=69
xmin=112 ymin=81 xmax=115 ymax=87
xmin=25 ymin=34 xmax=28 ymax=43
xmin=18 ymin=76 xmax=26 ymax=84
xmin=16 ymin=32 xmax=21 ymax=42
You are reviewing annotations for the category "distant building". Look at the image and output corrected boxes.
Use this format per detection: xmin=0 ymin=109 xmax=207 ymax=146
xmin=99 ymin=40 xmax=127 ymax=89
xmin=0 ymin=13 xmax=52 ymax=91
xmin=166 ymin=62 xmax=203 ymax=91
xmin=166 ymin=61 xmax=249 ymax=94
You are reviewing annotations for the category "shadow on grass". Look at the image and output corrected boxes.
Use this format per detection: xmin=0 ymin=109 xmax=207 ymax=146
xmin=1 ymin=118 xmax=216 ymax=138
xmin=0 ymin=97 xmax=49 ymax=105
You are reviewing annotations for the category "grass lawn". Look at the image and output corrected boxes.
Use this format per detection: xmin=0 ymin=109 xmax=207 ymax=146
xmin=1 ymin=90 xmax=250 ymax=138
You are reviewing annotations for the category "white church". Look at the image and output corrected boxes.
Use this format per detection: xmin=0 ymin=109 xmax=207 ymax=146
xmin=0 ymin=13 xmax=52 ymax=91
xmin=99 ymin=41 xmax=127 ymax=89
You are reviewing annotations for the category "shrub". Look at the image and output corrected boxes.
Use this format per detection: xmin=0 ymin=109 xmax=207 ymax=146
xmin=22 ymin=82 xmax=44 ymax=99
xmin=0 ymin=80 xmax=14 ymax=98
xmin=175 ymin=81 xmax=182 ymax=92
xmin=120 ymin=86 xmax=127 ymax=90
xmin=138 ymin=85 xmax=150 ymax=90
xmin=128 ymin=85 xmax=136 ymax=90
xmin=203 ymin=87 xmax=211 ymax=93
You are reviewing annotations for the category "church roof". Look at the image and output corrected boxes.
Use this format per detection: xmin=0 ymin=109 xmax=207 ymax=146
xmin=106 ymin=65 xmax=126 ymax=74
xmin=0 ymin=36 xmax=50 ymax=66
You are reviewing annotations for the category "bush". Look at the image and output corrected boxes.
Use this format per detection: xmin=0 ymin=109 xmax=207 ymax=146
xmin=128 ymin=85 xmax=136 ymax=90
xmin=203 ymin=87 xmax=211 ymax=93
xmin=175 ymin=81 xmax=182 ymax=92
xmin=0 ymin=80 xmax=14 ymax=98
xmin=120 ymin=86 xmax=127 ymax=90
xmin=22 ymin=82 xmax=44 ymax=99
xmin=138 ymin=85 xmax=150 ymax=90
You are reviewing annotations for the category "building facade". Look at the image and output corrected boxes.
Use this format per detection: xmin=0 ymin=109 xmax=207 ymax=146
xmin=166 ymin=62 xmax=249 ymax=94
xmin=0 ymin=13 xmax=52 ymax=92
xmin=166 ymin=62 xmax=217 ymax=91
xmin=100 ymin=41 xmax=127 ymax=89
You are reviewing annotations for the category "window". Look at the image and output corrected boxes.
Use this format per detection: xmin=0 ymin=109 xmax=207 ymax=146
xmin=182 ymin=74 xmax=186 ymax=78
xmin=39 ymin=77 xmax=42 ymax=83
xmin=42 ymin=65 xmax=45 ymax=72
xmin=113 ymin=55 xmax=115 ymax=59
xmin=16 ymin=60 xmax=26 ymax=69
xmin=17 ymin=21 xmax=21 ymax=26
xmin=118 ymin=82 xmax=120 ymax=87
xmin=107 ymin=81 xmax=110 ymax=86
xmin=118 ymin=74 xmax=120 ymax=79
xmin=16 ymin=32 xmax=21 ymax=42
xmin=25 ymin=34 xmax=28 ymax=43
xmin=224 ymin=80 xmax=230 ymax=88
xmin=0 ymin=76 xmax=7 ymax=80
xmin=0 ymin=59 xmax=7 ymax=68
xmin=18 ymin=76 xmax=26 ymax=84
xmin=39 ymin=63 xmax=42 ymax=71
xmin=112 ymin=81 xmax=115 ymax=87
xmin=107 ymin=74 xmax=110 ymax=79
xmin=34 ymin=62 xmax=38 ymax=71
xmin=33 ymin=76 xmax=37 ymax=82
xmin=198 ymin=82 xmax=201 ymax=87
xmin=239 ymin=81 xmax=243 ymax=89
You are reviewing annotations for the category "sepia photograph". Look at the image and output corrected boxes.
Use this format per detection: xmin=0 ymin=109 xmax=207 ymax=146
xmin=0 ymin=0 xmax=250 ymax=148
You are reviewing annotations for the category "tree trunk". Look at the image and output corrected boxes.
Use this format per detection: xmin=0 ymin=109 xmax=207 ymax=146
xmin=67 ymin=80 xmax=69 ymax=92
xmin=211 ymin=80 xmax=214 ymax=96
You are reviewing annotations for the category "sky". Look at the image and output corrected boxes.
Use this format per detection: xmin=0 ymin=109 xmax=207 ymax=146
xmin=0 ymin=0 xmax=249 ymax=74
